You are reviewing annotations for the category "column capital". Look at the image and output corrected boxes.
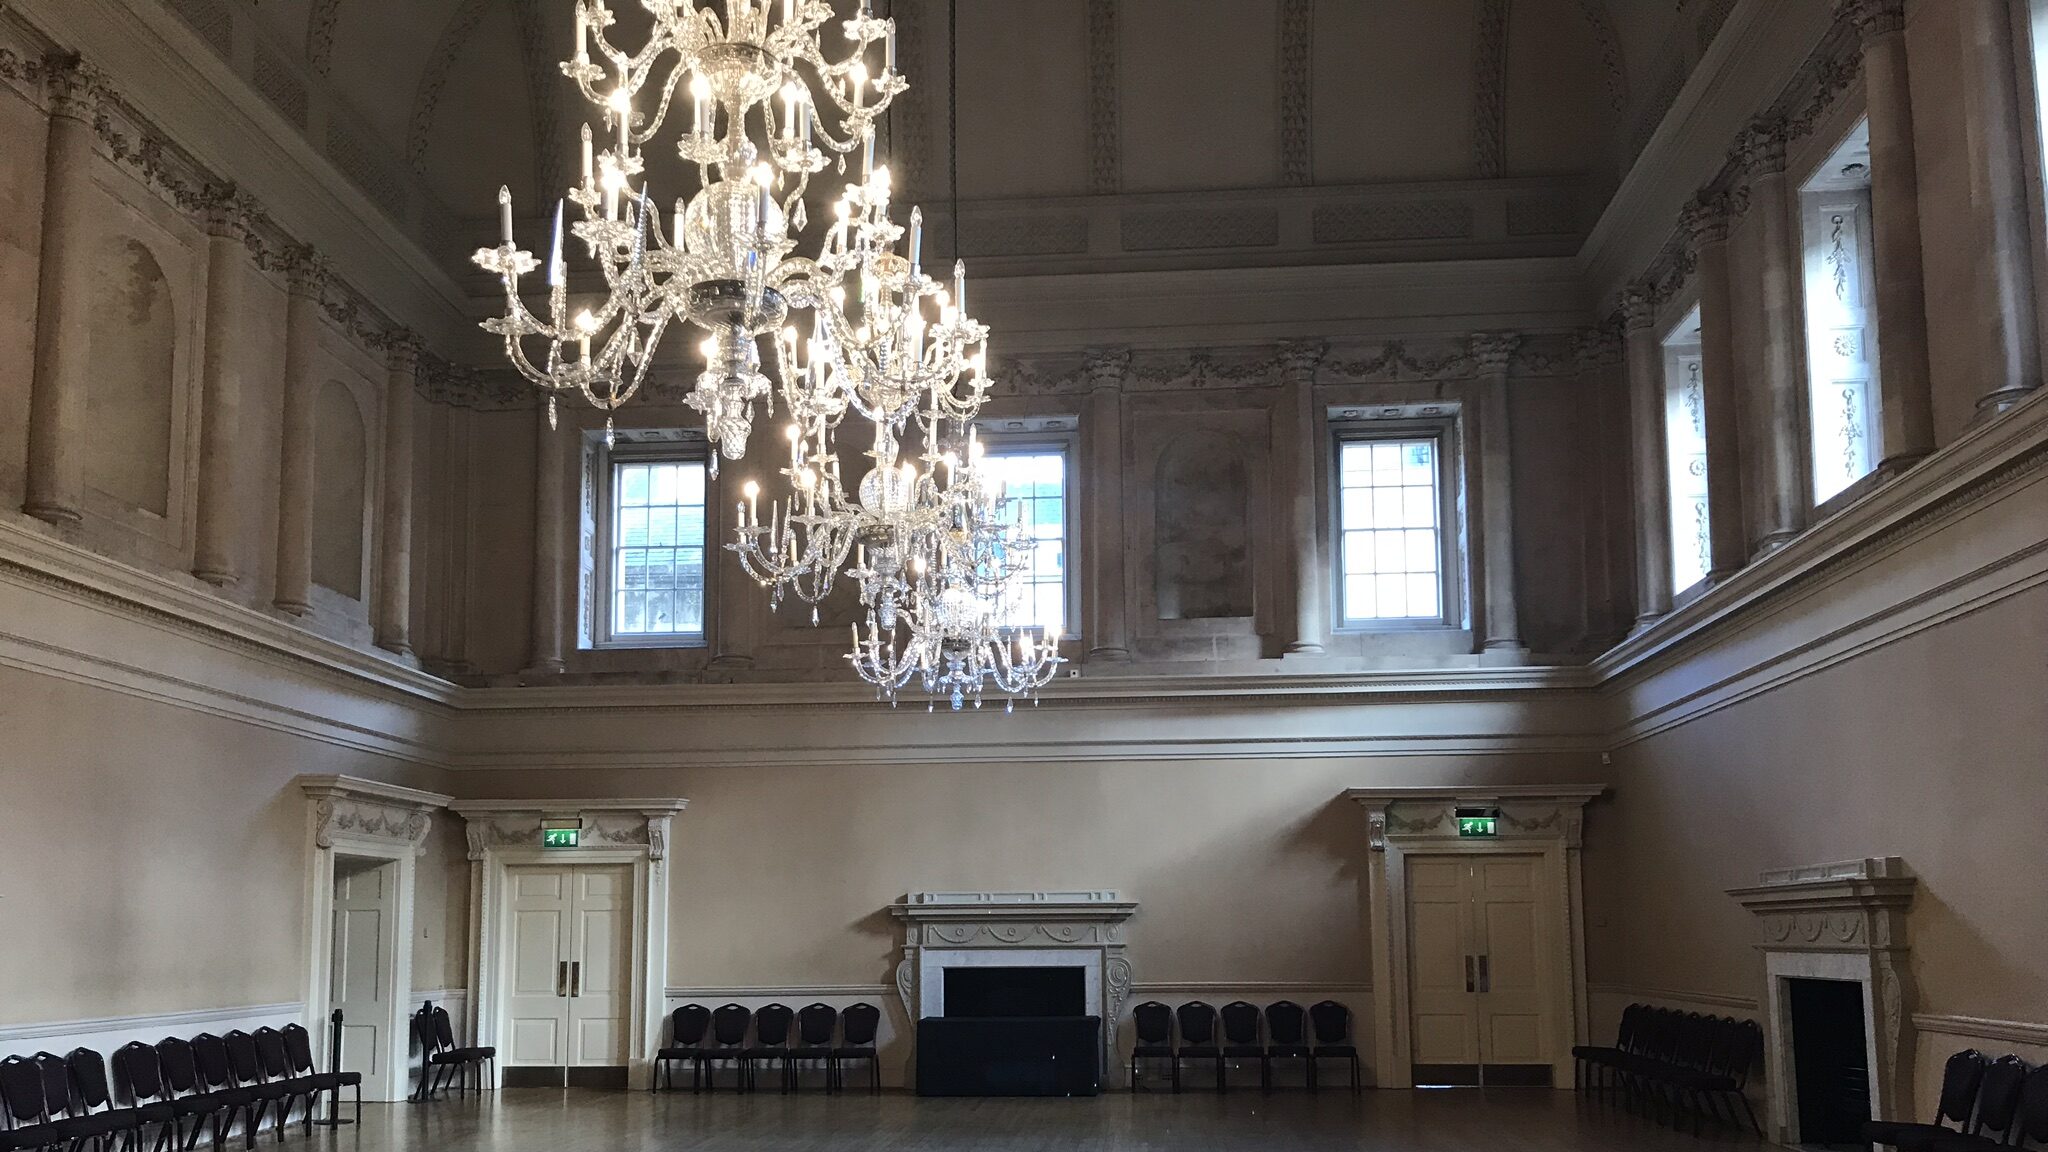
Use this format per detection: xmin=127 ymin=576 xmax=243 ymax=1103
xmin=1573 ymin=323 xmax=1625 ymax=371
xmin=1682 ymin=191 xmax=1734 ymax=247
xmin=1276 ymin=339 xmax=1327 ymax=385
xmin=1619 ymin=285 xmax=1659 ymax=331
xmin=1837 ymin=0 xmax=1905 ymax=40
xmin=41 ymin=53 xmax=105 ymax=121
xmin=197 ymin=181 xmax=257 ymax=242
xmin=1468 ymin=330 xmax=1520 ymax=374
xmin=282 ymin=245 xmax=331 ymax=300
xmin=386 ymin=329 xmax=424 ymax=368
xmin=1736 ymin=116 xmax=1789 ymax=177
xmin=1083 ymin=345 xmax=1131 ymax=390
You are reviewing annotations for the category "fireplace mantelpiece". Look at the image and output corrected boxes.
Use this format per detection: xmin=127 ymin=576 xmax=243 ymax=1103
xmin=1729 ymin=857 xmax=1917 ymax=1145
xmin=891 ymin=891 xmax=1139 ymax=1086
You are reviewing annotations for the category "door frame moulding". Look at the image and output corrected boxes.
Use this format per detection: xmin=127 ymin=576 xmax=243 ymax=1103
xmin=297 ymin=774 xmax=454 ymax=1102
xmin=1345 ymin=785 xmax=1606 ymax=1089
xmin=452 ymin=798 xmax=686 ymax=1090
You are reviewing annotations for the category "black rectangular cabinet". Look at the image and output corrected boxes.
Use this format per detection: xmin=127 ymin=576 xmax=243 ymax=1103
xmin=915 ymin=1016 xmax=1101 ymax=1096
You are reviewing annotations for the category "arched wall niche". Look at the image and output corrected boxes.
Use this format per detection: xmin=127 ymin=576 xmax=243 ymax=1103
xmin=84 ymin=235 xmax=176 ymax=518
xmin=1153 ymin=430 xmax=1254 ymax=621
xmin=313 ymin=377 xmax=372 ymax=600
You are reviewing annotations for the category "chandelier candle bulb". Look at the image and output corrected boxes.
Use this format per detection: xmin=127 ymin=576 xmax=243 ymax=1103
xmin=581 ymin=124 xmax=594 ymax=189
xmin=691 ymin=74 xmax=709 ymax=137
xmin=498 ymin=186 xmax=514 ymax=247
xmin=907 ymin=207 xmax=922 ymax=268
xmin=548 ymin=201 xmax=565 ymax=288
xmin=954 ymin=261 xmax=966 ymax=314
xmin=886 ymin=25 xmax=896 ymax=75
xmin=743 ymin=480 xmax=759 ymax=526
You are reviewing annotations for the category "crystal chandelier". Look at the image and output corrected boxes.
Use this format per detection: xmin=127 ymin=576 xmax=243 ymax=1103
xmin=473 ymin=0 xmax=906 ymax=463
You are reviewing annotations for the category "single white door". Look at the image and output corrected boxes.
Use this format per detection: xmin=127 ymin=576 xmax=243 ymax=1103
xmin=1405 ymin=854 xmax=1555 ymax=1086
xmin=330 ymin=858 xmax=395 ymax=1101
xmin=502 ymin=865 xmax=633 ymax=1079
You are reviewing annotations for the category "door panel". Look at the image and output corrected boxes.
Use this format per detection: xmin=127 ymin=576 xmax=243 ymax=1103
xmin=501 ymin=865 xmax=634 ymax=1072
xmin=1404 ymin=852 xmax=1559 ymax=1086
xmin=330 ymin=860 xmax=393 ymax=1099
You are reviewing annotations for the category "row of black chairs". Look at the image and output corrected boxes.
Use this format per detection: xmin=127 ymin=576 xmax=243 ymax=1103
xmin=655 ymin=1003 xmax=881 ymax=1094
xmin=1128 ymin=1000 xmax=1360 ymax=1093
xmin=408 ymin=1004 xmax=494 ymax=1101
xmin=1871 ymin=1050 xmax=2048 ymax=1151
xmin=1571 ymin=1004 xmax=1763 ymax=1134
xmin=0 ymin=1026 xmax=358 ymax=1152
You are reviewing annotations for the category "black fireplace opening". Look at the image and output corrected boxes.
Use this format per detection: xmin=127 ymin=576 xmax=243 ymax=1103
xmin=1789 ymin=978 xmax=1872 ymax=1147
xmin=943 ymin=966 xmax=1086 ymax=1019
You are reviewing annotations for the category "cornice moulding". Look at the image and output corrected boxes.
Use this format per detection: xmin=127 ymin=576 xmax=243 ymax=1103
xmin=297 ymin=773 xmax=454 ymax=810
xmin=1594 ymin=390 xmax=2048 ymax=687
xmin=1343 ymin=785 xmax=1609 ymax=807
xmin=450 ymin=798 xmax=688 ymax=816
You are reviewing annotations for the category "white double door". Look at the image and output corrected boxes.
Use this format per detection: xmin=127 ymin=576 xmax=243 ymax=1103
xmin=504 ymin=866 xmax=632 ymax=1077
xmin=1406 ymin=853 xmax=1557 ymax=1086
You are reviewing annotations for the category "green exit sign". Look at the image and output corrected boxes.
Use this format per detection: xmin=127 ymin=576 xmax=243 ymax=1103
xmin=1456 ymin=807 xmax=1500 ymax=838
xmin=542 ymin=827 xmax=579 ymax=848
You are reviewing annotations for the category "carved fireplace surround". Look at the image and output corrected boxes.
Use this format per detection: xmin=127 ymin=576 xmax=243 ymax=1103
xmin=1729 ymin=857 xmax=1918 ymax=1146
xmin=891 ymin=891 xmax=1139 ymax=1087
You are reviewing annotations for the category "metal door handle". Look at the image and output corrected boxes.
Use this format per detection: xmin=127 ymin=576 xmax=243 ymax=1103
xmin=1478 ymin=955 xmax=1490 ymax=994
xmin=557 ymin=961 xmax=568 ymax=997
xmin=1464 ymin=955 xmax=1475 ymax=993
xmin=570 ymin=961 xmax=581 ymax=998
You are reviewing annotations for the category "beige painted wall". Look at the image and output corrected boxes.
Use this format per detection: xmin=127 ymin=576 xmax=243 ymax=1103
xmin=0 ymin=664 xmax=457 ymax=1024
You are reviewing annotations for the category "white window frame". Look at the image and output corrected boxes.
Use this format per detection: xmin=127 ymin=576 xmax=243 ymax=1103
xmin=972 ymin=420 xmax=1080 ymax=641
xmin=1798 ymin=118 xmax=1883 ymax=506
xmin=1662 ymin=306 xmax=1712 ymax=597
xmin=587 ymin=436 xmax=711 ymax=649
xmin=1329 ymin=418 xmax=1464 ymax=632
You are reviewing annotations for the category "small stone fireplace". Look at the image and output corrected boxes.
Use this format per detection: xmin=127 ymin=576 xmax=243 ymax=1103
xmin=1729 ymin=858 xmax=1917 ymax=1146
xmin=891 ymin=891 xmax=1139 ymax=1087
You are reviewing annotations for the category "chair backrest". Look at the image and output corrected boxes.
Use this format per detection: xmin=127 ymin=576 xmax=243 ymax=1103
xmin=1308 ymin=1000 xmax=1351 ymax=1045
xmin=155 ymin=1037 xmax=200 ymax=1096
xmin=191 ymin=1034 xmax=235 ymax=1092
xmin=432 ymin=1008 xmax=460 ymax=1053
xmin=841 ymin=1002 xmax=880 ymax=1047
xmin=1615 ymin=1003 xmax=1644 ymax=1049
xmin=223 ymin=1031 xmax=263 ymax=1085
xmin=1131 ymin=1001 xmax=1173 ymax=1045
xmin=796 ymin=1004 xmax=837 ymax=1047
xmin=34 ymin=1053 xmax=70 ymax=1120
xmin=754 ymin=1004 xmax=794 ymax=1047
xmin=710 ymin=1004 xmax=751 ymax=1048
xmin=253 ymin=1028 xmax=292 ymax=1080
xmin=66 ymin=1048 xmax=114 ymax=1112
xmin=114 ymin=1042 xmax=167 ymax=1106
xmin=2014 ymin=1064 xmax=2048 ymax=1143
xmin=281 ymin=1025 xmax=317 ymax=1076
xmin=1219 ymin=1001 xmax=1261 ymax=1045
xmin=1175 ymin=1002 xmax=1217 ymax=1046
xmin=1264 ymin=1001 xmax=1306 ymax=1046
xmin=671 ymin=1004 xmax=712 ymax=1047
xmin=412 ymin=1006 xmax=441 ymax=1057
xmin=1936 ymin=1049 xmax=1989 ymax=1125
xmin=1973 ymin=1055 xmax=2031 ymax=1137
xmin=0 ymin=1054 xmax=46 ymax=1127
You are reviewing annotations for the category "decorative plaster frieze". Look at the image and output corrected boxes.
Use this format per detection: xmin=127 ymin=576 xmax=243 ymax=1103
xmin=1472 ymin=0 xmax=1509 ymax=179
xmin=1085 ymin=0 xmax=1119 ymax=196
xmin=299 ymin=773 xmax=453 ymax=853
xmin=1278 ymin=0 xmax=1312 ymax=185
xmin=1574 ymin=0 xmax=1630 ymax=112
xmin=451 ymin=799 xmax=688 ymax=862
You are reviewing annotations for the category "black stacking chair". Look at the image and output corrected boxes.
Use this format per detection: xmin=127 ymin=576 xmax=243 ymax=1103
xmin=110 ymin=1043 xmax=181 ymax=1152
xmin=220 ymin=1033 xmax=289 ymax=1141
xmin=1218 ymin=1002 xmax=1266 ymax=1092
xmin=1913 ymin=1056 xmax=2031 ymax=1150
xmin=789 ymin=1004 xmax=838 ymax=1093
xmin=187 ymin=1035 xmax=262 ymax=1149
xmin=1993 ymin=1064 xmax=2048 ymax=1152
xmin=1128 ymin=1002 xmax=1176 ymax=1092
xmin=1263 ymin=1001 xmax=1313 ymax=1091
xmin=1866 ymin=1049 xmax=1987 ymax=1148
xmin=655 ymin=1005 xmax=714 ymax=1092
xmin=414 ymin=1004 xmax=494 ymax=1099
xmin=32 ymin=1055 xmax=74 ymax=1147
xmin=156 ymin=1035 xmax=249 ymax=1150
xmin=701 ymin=1005 xmax=751 ymax=1092
xmin=832 ymin=1003 xmax=881 ymax=1094
xmin=742 ymin=1004 xmax=796 ymax=1093
xmin=249 ymin=1030 xmax=316 ymax=1137
xmin=279 ymin=1025 xmax=359 ymax=1127
xmin=1574 ymin=1002 xmax=1643 ymax=1092
xmin=0 ymin=1053 xmax=55 ymax=1152
xmin=1307 ymin=1000 xmax=1361 ymax=1092
xmin=1173 ymin=1002 xmax=1222 ymax=1093
xmin=66 ymin=1046 xmax=165 ymax=1152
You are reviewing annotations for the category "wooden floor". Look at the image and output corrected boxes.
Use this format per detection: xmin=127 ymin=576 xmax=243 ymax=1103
xmin=317 ymin=1087 xmax=1768 ymax=1150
